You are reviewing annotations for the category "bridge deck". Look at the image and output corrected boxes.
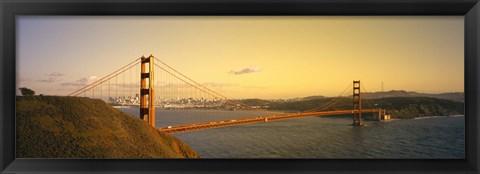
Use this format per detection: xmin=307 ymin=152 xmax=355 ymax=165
xmin=159 ymin=109 xmax=383 ymax=134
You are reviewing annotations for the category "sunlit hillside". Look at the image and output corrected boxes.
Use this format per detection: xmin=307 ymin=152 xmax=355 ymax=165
xmin=16 ymin=96 xmax=199 ymax=158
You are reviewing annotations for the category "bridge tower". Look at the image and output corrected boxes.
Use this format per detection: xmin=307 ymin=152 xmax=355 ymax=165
xmin=353 ymin=80 xmax=362 ymax=126
xmin=140 ymin=55 xmax=155 ymax=127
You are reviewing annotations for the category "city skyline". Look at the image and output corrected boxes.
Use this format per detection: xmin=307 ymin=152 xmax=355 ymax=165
xmin=17 ymin=16 xmax=464 ymax=99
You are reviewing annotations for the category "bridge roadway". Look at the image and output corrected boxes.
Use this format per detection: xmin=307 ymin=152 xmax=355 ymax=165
xmin=159 ymin=109 xmax=384 ymax=134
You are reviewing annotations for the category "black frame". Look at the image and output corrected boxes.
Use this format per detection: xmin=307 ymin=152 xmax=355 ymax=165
xmin=1 ymin=0 xmax=479 ymax=173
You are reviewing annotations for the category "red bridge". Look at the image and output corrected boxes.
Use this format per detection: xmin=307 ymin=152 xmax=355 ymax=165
xmin=159 ymin=109 xmax=387 ymax=134
xmin=68 ymin=55 xmax=389 ymax=134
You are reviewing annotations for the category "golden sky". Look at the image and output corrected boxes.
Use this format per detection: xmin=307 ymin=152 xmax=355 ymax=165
xmin=17 ymin=16 xmax=464 ymax=99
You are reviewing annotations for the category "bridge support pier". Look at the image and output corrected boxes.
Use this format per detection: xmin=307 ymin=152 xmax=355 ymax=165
xmin=140 ymin=55 xmax=155 ymax=127
xmin=353 ymin=80 xmax=363 ymax=126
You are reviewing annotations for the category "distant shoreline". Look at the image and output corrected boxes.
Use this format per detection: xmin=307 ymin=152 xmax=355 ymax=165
xmin=412 ymin=115 xmax=464 ymax=120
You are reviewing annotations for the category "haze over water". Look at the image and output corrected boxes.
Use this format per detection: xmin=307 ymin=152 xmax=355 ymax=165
xmin=119 ymin=108 xmax=464 ymax=158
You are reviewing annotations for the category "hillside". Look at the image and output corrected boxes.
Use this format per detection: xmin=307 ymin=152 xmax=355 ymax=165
xmin=234 ymin=98 xmax=272 ymax=106
xmin=302 ymin=95 xmax=326 ymax=100
xmin=267 ymin=97 xmax=464 ymax=119
xmin=368 ymin=97 xmax=464 ymax=119
xmin=357 ymin=90 xmax=464 ymax=102
xmin=16 ymin=96 xmax=200 ymax=158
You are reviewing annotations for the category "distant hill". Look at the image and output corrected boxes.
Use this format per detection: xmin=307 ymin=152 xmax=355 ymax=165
xmin=368 ymin=97 xmax=464 ymax=119
xmin=16 ymin=96 xmax=199 ymax=158
xmin=267 ymin=97 xmax=464 ymax=119
xmin=235 ymin=98 xmax=272 ymax=106
xmin=302 ymin=95 xmax=326 ymax=100
xmin=358 ymin=90 xmax=464 ymax=102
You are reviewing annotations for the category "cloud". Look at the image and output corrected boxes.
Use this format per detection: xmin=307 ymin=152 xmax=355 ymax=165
xmin=19 ymin=78 xmax=31 ymax=82
xmin=60 ymin=76 xmax=98 ymax=86
xmin=229 ymin=67 xmax=261 ymax=75
xmin=59 ymin=82 xmax=84 ymax=87
xmin=76 ymin=76 xmax=98 ymax=84
xmin=37 ymin=77 xmax=61 ymax=83
xmin=36 ymin=72 xmax=65 ymax=83
xmin=202 ymin=82 xmax=237 ymax=88
xmin=45 ymin=72 xmax=64 ymax=77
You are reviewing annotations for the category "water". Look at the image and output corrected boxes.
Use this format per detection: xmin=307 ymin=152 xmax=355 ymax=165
xmin=118 ymin=108 xmax=465 ymax=158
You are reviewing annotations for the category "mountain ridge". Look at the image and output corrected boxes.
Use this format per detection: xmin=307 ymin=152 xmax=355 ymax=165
xmin=356 ymin=90 xmax=464 ymax=102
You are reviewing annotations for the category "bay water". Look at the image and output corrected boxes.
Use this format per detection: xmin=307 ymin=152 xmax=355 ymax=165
xmin=118 ymin=108 xmax=464 ymax=158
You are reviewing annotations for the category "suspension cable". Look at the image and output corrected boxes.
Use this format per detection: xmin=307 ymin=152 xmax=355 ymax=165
xmin=68 ymin=58 xmax=141 ymax=96
xmin=304 ymin=83 xmax=352 ymax=112
xmin=155 ymin=58 xmax=238 ymax=103
xmin=154 ymin=63 xmax=263 ymax=111
xmin=70 ymin=59 xmax=140 ymax=96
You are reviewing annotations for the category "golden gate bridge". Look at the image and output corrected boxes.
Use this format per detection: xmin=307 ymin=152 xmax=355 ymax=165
xmin=67 ymin=55 xmax=389 ymax=134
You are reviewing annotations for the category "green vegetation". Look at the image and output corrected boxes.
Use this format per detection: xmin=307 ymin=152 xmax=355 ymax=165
xmin=16 ymin=96 xmax=199 ymax=158
xmin=369 ymin=97 xmax=464 ymax=119
xmin=242 ymin=97 xmax=464 ymax=119
xmin=19 ymin=87 xmax=35 ymax=96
